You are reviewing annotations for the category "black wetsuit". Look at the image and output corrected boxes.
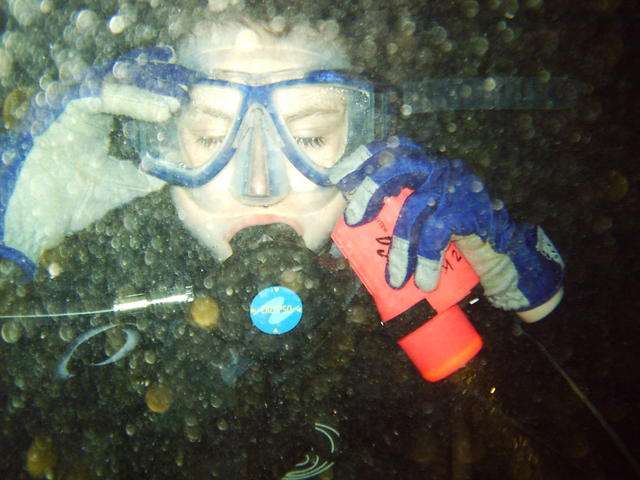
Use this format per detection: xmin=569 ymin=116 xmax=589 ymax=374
xmin=0 ymin=188 xmax=553 ymax=479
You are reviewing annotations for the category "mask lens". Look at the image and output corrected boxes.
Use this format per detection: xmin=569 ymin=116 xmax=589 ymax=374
xmin=178 ymin=85 xmax=243 ymax=168
xmin=273 ymin=83 xmax=374 ymax=172
xmin=128 ymin=84 xmax=243 ymax=185
xmin=274 ymin=85 xmax=348 ymax=168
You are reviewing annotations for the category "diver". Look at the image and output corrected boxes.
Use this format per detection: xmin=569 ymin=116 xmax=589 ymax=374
xmin=0 ymin=18 xmax=564 ymax=317
xmin=0 ymin=14 xmax=565 ymax=480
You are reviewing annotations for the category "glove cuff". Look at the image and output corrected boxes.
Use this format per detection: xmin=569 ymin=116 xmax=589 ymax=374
xmin=516 ymin=287 xmax=564 ymax=322
xmin=454 ymin=225 xmax=564 ymax=314
xmin=511 ymin=224 xmax=565 ymax=310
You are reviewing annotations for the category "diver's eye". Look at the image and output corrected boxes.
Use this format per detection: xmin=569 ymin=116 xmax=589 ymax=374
xmin=196 ymin=136 xmax=225 ymax=148
xmin=295 ymin=136 xmax=327 ymax=148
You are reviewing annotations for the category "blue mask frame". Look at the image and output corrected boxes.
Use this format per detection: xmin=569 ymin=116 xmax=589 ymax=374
xmin=136 ymin=70 xmax=379 ymax=188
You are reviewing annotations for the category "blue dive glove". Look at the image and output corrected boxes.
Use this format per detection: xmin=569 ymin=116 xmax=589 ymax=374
xmin=330 ymin=137 xmax=564 ymax=315
xmin=0 ymin=47 xmax=198 ymax=279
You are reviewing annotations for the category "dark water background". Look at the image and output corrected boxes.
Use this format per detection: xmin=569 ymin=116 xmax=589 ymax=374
xmin=0 ymin=0 xmax=639 ymax=478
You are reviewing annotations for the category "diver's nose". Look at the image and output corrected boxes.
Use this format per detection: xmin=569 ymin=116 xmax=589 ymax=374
xmin=246 ymin=125 xmax=271 ymax=198
xmin=232 ymin=105 xmax=289 ymax=206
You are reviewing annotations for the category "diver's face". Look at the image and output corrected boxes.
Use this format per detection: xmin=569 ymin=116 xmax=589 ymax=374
xmin=171 ymin=50 xmax=349 ymax=260
xmin=178 ymin=85 xmax=348 ymax=170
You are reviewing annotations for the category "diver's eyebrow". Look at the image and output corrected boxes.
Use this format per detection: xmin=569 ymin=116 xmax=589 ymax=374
xmin=285 ymin=107 xmax=344 ymax=123
xmin=189 ymin=106 xmax=234 ymax=121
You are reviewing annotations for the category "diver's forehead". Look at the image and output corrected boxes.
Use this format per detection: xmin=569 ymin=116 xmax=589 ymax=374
xmin=215 ymin=29 xmax=300 ymax=73
xmin=186 ymin=28 xmax=339 ymax=75
xmin=195 ymin=50 xmax=331 ymax=76
xmin=212 ymin=54 xmax=307 ymax=75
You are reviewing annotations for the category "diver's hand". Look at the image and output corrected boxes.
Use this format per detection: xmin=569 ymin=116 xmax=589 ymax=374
xmin=330 ymin=136 xmax=565 ymax=317
xmin=27 ymin=46 xmax=194 ymax=128
xmin=0 ymin=47 xmax=195 ymax=279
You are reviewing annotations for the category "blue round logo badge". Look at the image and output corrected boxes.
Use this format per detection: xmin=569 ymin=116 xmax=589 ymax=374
xmin=250 ymin=286 xmax=303 ymax=335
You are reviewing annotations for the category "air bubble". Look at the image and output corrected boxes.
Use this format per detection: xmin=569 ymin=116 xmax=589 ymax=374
xmin=58 ymin=58 xmax=87 ymax=81
xmin=8 ymin=0 xmax=40 ymax=27
xmin=2 ymin=151 xmax=16 ymax=165
xmin=463 ymin=0 xmax=480 ymax=18
xmin=2 ymin=321 xmax=22 ymax=343
xmin=144 ymin=250 xmax=156 ymax=266
xmin=269 ymin=16 xmax=286 ymax=33
xmin=109 ymin=15 xmax=129 ymax=35
xmin=30 ymin=120 xmax=44 ymax=136
xmin=208 ymin=0 xmax=229 ymax=12
xmin=144 ymin=351 xmax=157 ymax=364
xmin=401 ymin=20 xmax=416 ymax=35
xmin=43 ymin=69 xmax=62 ymax=94
xmin=470 ymin=179 xmax=484 ymax=193
xmin=122 ymin=121 xmax=136 ymax=140
xmin=167 ymin=19 xmax=187 ymax=39
xmin=379 ymin=151 xmax=395 ymax=167
xmin=386 ymin=136 xmax=401 ymax=149
xmin=501 ymin=28 xmax=515 ymax=43
xmin=186 ymin=425 xmax=202 ymax=443
xmin=400 ymin=104 xmax=413 ymax=117
xmin=0 ymin=49 xmax=13 ymax=79
xmin=112 ymin=61 xmax=129 ymax=80
xmin=14 ymin=376 xmax=26 ymax=390
xmin=123 ymin=212 xmax=137 ymax=231
xmin=150 ymin=236 xmax=163 ymax=251
xmin=58 ymin=325 xmax=74 ymax=342
xmin=483 ymin=78 xmax=497 ymax=91
xmin=537 ymin=69 xmax=551 ymax=82
xmin=185 ymin=414 xmax=197 ymax=427
xmin=320 ymin=19 xmax=340 ymax=39
xmin=346 ymin=305 xmax=367 ymax=325
xmin=11 ymin=395 xmax=25 ymax=409
xmin=470 ymin=36 xmax=489 ymax=56
xmin=430 ymin=25 xmax=448 ymax=44
xmin=76 ymin=9 xmax=98 ymax=32
xmin=210 ymin=395 xmax=222 ymax=408
xmin=39 ymin=0 xmax=52 ymax=13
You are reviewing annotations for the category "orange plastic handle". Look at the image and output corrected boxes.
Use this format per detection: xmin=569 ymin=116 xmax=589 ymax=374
xmin=331 ymin=188 xmax=480 ymax=322
xmin=331 ymin=188 xmax=484 ymax=382
xmin=397 ymin=305 xmax=483 ymax=381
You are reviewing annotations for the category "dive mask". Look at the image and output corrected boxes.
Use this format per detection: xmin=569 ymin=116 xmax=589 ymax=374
xmin=128 ymin=70 xmax=387 ymax=189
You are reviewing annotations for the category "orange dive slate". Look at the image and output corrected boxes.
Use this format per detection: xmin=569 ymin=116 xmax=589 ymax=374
xmin=332 ymin=188 xmax=483 ymax=381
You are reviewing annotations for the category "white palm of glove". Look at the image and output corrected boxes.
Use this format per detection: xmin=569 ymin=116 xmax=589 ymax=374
xmin=3 ymin=83 xmax=178 ymax=265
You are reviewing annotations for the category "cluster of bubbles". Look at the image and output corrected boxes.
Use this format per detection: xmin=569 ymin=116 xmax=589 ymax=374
xmin=0 ymin=0 xmax=230 ymax=111
xmin=0 ymin=0 xmax=635 ymax=477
